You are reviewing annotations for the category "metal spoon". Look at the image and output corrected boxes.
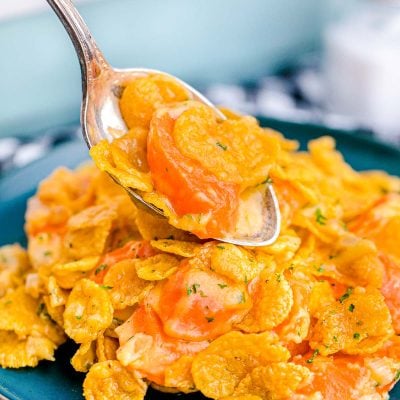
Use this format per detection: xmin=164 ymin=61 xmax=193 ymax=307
xmin=46 ymin=0 xmax=280 ymax=246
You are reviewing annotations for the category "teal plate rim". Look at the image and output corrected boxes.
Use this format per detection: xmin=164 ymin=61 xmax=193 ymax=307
xmin=0 ymin=117 xmax=399 ymax=399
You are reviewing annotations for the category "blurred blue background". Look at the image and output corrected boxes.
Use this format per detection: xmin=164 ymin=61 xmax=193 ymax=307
xmin=0 ymin=0 xmax=326 ymax=137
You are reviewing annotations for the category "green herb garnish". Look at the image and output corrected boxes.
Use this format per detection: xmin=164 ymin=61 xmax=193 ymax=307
xmin=315 ymin=208 xmax=327 ymax=225
xmin=95 ymin=264 xmax=107 ymax=275
xmin=339 ymin=287 xmax=353 ymax=303
xmin=216 ymin=142 xmax=228 ymax=151
xmin=306 ymin=349 xmax=319 ymax=364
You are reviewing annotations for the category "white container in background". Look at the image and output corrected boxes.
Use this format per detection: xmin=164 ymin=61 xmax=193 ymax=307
xmin=324 ymin=1 xmax=400 ymax=140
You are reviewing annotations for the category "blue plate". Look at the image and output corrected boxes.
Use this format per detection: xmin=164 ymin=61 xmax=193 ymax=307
xmin=0 ymin=119 xmax=399 ymax=399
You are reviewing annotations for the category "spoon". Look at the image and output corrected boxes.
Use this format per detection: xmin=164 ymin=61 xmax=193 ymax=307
xmin=46 ymin=0 xmax=281 ymax=246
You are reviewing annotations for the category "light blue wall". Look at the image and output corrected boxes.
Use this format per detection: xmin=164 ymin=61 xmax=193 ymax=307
xmin=0 ymin=0 xmax=324 ymax=137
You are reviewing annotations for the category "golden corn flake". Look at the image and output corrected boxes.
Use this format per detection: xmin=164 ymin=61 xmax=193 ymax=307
xmin=236 ymin=271 xmax=293 ymax=332
xmin=233 ymin=363 xmax=310 ymax=399
xmin=64 ymin=279 xmax=113 ymax=343
xmin=24 ymin=272 xmax=41 ymax=299
xmin=35 ymin=165 xmax=95 ymax=214
xmin=65 ymin=204 xmax=117 ymax=259
xmin=0 ymin=244 xmax=30 ymax=297
xmin=134 ymin=208 xmax=193 ymax=241
xmin=46 ymin=276 xmax=69 ymax=307
xmin=150 ymin=239 xmax=201 ymax=257
xmin=83 ymin=360 xmax=147 ymax=400
xmin=135 ymin=254 xmax=180 ymax=281
xmin=210 ymin=244 xmax=263 ymax=283
xmin=164 ymin=355 xmax=196 ymax=393
xmin=0 ymin=287 xmax=65 ymax=345
xmin=53 ymin=256 xmax=100 ymax=289
xmin=71 ymin=341 xmax=96 ymax=372
xmin=0 ymin=331 xmax=57 ymax=368
xmin=89 ymin=139 xmax=153 ymax=193
xmin=43 ymin=295 xmax=65 ymax=328
xmin=310 ymin=287 xmax=394 ymax=356
xmin=191 ymin=331 xmax=289 ymax=399
xmin=332 ymin=235 xmax=383 ymax=288
xmin=308 ymin=281 xmax=335 ymax=316
xmin=258 ymin=230 xmax=301 ymax=265
xmin=28 ymin=231 xmax=63 ymax=274
xmin=275 ymin=271 xmax=313 ymax=344
xmin=103 ymin=259 xmax=152 ymax=309
xmin=96 ymin=332 xmax=119 ymax=362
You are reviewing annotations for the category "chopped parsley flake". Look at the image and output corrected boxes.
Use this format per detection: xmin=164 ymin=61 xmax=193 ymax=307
xmin=217 ymin=283 xmax=228 ymax=289
xmin=353 ymin=332 xmax=361 ymax=340
xmin=75 ymin=315 xmax=82 ymax=320
xmin=95 ymin=264 xmax=107 ymax=275
xmin=205 ymin=316 xmax=215 ymax=323
xmin=216 ymin=142 xmax=228 ymax=151
xmin=315 ymin=208 xmax=327 ymax=225
xmin=100 ymin=285 xmax=113 ymax=290
xmin=316 ymin=265 xmax=324 ymax=273
xmin=348 ymin=304 xmax=355 ymax=312
xmin=187 ymin=283 xmax=201 ymax=295
xmin=216 ymin=245 xmax=225 ymax=250
xmin=339 ymin=287 xmax=353 ymax=303
xmin=306 ymin=349 xmax=319 ymax=364
xmin=43 ymin=250 xmax=52 ymax=257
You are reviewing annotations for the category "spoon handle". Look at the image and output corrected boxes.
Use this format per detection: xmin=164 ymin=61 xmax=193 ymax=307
xmin=46 ymin=0 xmax=109 ymax=85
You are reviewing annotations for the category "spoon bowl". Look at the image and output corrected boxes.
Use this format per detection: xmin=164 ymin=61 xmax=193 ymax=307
xmin=46 ymin=0 xmax=281 ymax=246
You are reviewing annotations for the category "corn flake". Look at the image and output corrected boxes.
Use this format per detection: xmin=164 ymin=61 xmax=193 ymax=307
xmin=0 ymin=244 xmax=30 ymax=297
xmin=0 ymin=331 xmax=57 ymax=368
xmin=43 ymin=295 xmax=65 ymax=327
xmin=90 ymin=140 xmax=153 ymax=193
xmin=236 ymin=271 xmax=293 ymax=332
xmin=71 ymin=341 xmax=96 ymax=372
xmin=191 ymin=331 xmax=289 ymax=399
xmin=65 ymin=204 xmax=117 ymax=259
xmin=233 ymin=363 xmax=311 ymax=399
xmin=310 ymin=286 xmax=394 ymax=356
xmin=150 ymin=239 xmax=201 ymax=257
xmin=46 ymin=276 xmax=69 ymax=307
xmin=53 ymin=256 xmax=100 ymax=289
xmin=135 ymin=208 xmax=193 ymax=241
xmin=164 ymin=355 xmax=196 ymax=393
xmin=103 ymin=259 xmax=152 ymax=309
xmin=83 ymin=360 xmax=147 ymax=400
xmin=96 ymin=331 xmax=119 ymax=362
xmin=135 ymin=254 xmax=180 ymax=281
xmin=210 ymin=244 xmax=262 ymax=283
xmin=64 ymin=279 xmax=113 ymax=343
xmin=0 ymin=287 xmax=65 ymax=344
